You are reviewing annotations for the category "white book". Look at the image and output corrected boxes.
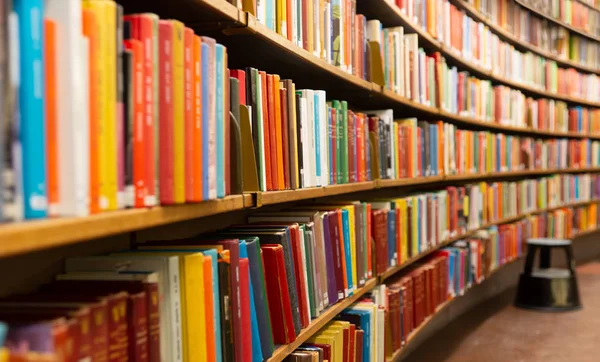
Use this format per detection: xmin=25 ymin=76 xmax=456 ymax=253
xmin=324 ymin=2 xmax=331 ymax=63
xmin=290 ymin=0 xmax=297 ymax=45
xmin=257 ymin=78 xmax=268 ymax=191
xmin=419 ymin=49 xmax=426 ymax=105
xmin=45 ymin=0 xmax=89 ymax=216
xmin=299 ymin=97 xmax=310 ymax=187
xmin=65 ymin=255 xmax=182 ymax=362
xmin=313 ymin=0 xmax=320 ymax=57
xmin=338 ymin=0 xmax=345 ymax=70
xmin=302 ymin=90 xmax=316 ymax=187
xmin=316 ymin=91 xmax=328 ymax=186
xmin=404 ymin=34 xmax=419 ymax=103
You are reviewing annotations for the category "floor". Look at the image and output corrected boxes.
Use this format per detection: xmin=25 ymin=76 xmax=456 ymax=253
xmin=406 ymin=262 xmax=600 ymax=362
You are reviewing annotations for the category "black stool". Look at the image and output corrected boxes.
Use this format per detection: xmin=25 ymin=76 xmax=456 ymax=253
xmin=515 ymin=238 xmax=582 ymax=311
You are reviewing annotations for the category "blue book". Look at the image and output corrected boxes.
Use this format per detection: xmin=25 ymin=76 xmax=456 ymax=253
xmin=388 ymin=209 xmax=396 ymax=267
xmin=420 ymin=128 xmax=425 ymax=176
xmin=341 ymin=209 xmax=354 ymax=295
xmin=266 ymin=0 xmax=275 ymax=30
xmin=314 ymin=94 xmax=321 ymax=184
xmin=15 ymin=0 xmax=46 ymax=219
xmin=215 ymin=44 xmax=225 ymax=198
xmin=201 ymin=43 xmax=210 ymax=199
xmin=341 ymin=308 xmax=371 ymax=362
xmin=239 ymin=241 xmax=263 ymax=362
xmin=0 ymin=321 xmax=6 ymax=345
xmin=417 ymin=198 xmax=422 ymax=253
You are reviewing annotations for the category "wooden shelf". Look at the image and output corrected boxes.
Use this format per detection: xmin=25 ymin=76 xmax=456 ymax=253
xmin=266 ymin=278 xmax=378 ymax=362
xmin=357 ymin=0 xmax=600 ymax=106
xmin=453 ymin=0 xmax=600 ymax=75
xmin=1 ymin=169 xmax=598 ymax=258
xmin=574 ymin=0 xmax=600 ymax=13
xmin=515 ymin=0 xmax=600 ymax=42
xmin=378 ymin=199 xmax=600 ymax=283
xmin=386 ymin=225 xmax=599 ymax=361
xmin=0 ymin=195 xmax=250 ymax=258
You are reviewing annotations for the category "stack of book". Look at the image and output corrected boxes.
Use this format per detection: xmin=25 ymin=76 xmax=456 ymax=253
xmin=465 ymin=0 xmax=600 ymax=69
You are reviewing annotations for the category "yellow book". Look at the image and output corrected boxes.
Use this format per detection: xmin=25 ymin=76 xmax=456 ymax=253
xmin=0 ymin=348 xmax=7 ymax=362
xmin=171 ymin=20 xmax=186 ymax=203
xmin=320 ymin=329 xmax=344 ymax=362
xmin=276 ymin=0 xmax=286 ymax=37
xmin=82 ymin=0 xmax=106 ymax=210
xmin=289 ymin=81 xmax=299 ymax=188
xmin=397 ymin=198 xmax=408 ymax=263
xmin=122 ymin=251 xmax=207 ymax=362
xmin=307 ymin=334 xmax=336 ymax=361
xmin=104 ymin=0 xmax=118 ymax=210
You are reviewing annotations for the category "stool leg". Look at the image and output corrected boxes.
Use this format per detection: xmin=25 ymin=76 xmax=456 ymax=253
xmin=524 ymin=245 xmax=538 ymax=274
xmin=564 ymin=245 xmax=577 ymax=276
xmin=540 ymin=247 xmax=551 ymax=269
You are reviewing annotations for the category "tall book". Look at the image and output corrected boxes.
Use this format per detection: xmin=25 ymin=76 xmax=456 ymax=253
xmin=15 ymin=0 xmax=47 ymax=219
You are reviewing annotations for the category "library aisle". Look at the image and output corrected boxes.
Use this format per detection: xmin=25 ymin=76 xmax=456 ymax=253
xmin=407 ymin=262 xmax=600 ymax=362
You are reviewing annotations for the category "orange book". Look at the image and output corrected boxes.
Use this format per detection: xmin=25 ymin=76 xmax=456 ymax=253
xmin=498 ymin=183 xmax=503 ymax=218
xmin=44 ymin=19 xmax=58 ymax=217
xmin=82 ymin=10 xmax=99 ymax=214
xmin=193 ymin=35 xmax=203 ymax=201
xmin=266 ymin=74 xmax=279 ymax=190
xmin=124 ymin=39 xmax=146 ymax=208
xmin=260 ymin=71 xmax=273 ymax=191
xmin=273 ymin=75 xmax=285 ymax=190
xmin=183 ymin=28 xmax=197 ymax=202
xmin=427 ymin=0 xmax=436 ymax=37
xmin=203 ymin=256 xmax=216 ymax=362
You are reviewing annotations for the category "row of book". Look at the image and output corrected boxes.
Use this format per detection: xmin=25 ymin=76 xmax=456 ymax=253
xmin=1 ymin=175 xmax=598 ymax=362
xmin=369 ymin=2 xmax=600 ymax=103
xmin=287 ymin=203 xmax=600 ymax=361
xmin=517 ymin=0 xmax=600 ymax=38
xmin=464 ymin=0 xmax=600 ymax=69
xmin=526 ymin=100 xmax=600 ymax=134
xmin=373 ymin=118 xmax=600 ymax=180
xmin=1 ymin=0 xmax=240 ymax=220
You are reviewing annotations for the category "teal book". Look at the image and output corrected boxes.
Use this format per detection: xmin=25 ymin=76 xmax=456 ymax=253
xmin=239 ymin=241 xmax=263 ymax=362
xmin=215 ymin=44 xmax=225 ymax=198
xmin=266 ymin=0 xmax=275 ymax=30
xmin=341 ymin=209 xmax=354 ymax=295
xmin=314 ymin=93 xmax=321 ymax=186
xmin=339 ymin=308 xmax=371 ymax=362
xmin=341 ymin=101 xmax=349 ymax=183
xmin=244 ymin=237 xmax=275 ymax=358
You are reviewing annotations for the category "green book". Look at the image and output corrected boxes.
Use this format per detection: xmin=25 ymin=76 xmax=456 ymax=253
xmin=428 ymin=58 xmax=435 ymax=108
xmin=303 ymin=225 xmax=318 ymax=318
xmin=342 ymin=101 xmax=349 ymax=184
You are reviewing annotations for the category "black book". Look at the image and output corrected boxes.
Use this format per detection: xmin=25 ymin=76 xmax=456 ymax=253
xmin=122 ymin=49 xmax=134 ymax=206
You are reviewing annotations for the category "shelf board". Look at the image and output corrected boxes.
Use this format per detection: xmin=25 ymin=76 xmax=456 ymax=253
xmin=514 ymin=0 xmax=600 ymax=42
xmin=453 ymin=0 xmax=600 ymax=75
xmin=357 ymin=0 xmax=600 ymax=106
xmin=0 ymin=195 xmax=250 ymax=258
xmin=267 ymin=278 xmax=378 ymax=362
xmin=260 ymin=181 xmax=376 ymax=206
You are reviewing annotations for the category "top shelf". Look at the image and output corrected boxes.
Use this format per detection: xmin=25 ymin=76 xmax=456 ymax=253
xmin=514 ymin=0 xmax=600 ymax=43
xmin=452 ymin=0 xmax=600 ymax=75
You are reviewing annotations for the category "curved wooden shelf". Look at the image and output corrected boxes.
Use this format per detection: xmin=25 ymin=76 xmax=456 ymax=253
xmin=1 ymin=168 xmax=599 ymax=259
xmin=386 ymin=225 xmax=599 ymax=361
xmin=453 ymin=0 xmax=600 ymax=75
xmin=574 ymin=0 xmax=600 ymax=12
xmin=514 ymin=0 xmax=600 ymax=42
xmin=357 ymin=0 xmax=600 ymax=106
xmin=267 ymin=198 xmax=600 ymax=362
xmin=267 ymin=278 xmax=378 ymax=362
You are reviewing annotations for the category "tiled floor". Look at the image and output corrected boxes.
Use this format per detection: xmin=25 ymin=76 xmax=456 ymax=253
xmin=406 ymin=262 xmax=600 ymax=362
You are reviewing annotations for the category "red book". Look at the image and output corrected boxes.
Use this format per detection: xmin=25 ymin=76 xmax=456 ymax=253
xmin=348 ymin=111 xmax=356 ymax=183
xmin=289 ymin=224 xmax=310 ymax=327
xmin=124 ymin=14 xmax=157 ymax=206
xmin=260 ymin=71 xmax=273 ymax=190
xmin=355 ymin=113 xmax=363 ymax=182
xmin=239 ymin=258 xmax=252 ymax=359
xmin=183 ymin=28 xmax=196 ymax=202
xmin=230 ymin=70 xmax=246 ymax=105
xmin=401 ymin=276 xmax=414 ymax=336
xmin=348 ymin=324 xmax=356 ymax=362
xmin=280 ymin=88 xmax=290 ymax=189
xmin=342 ymin=325 xmax=350 ymax=362
xmin=124 ymin=39 xmax=146 ymax=208
xmin=355 ymin=329 xmax=364 ymax=362
xmin=261 ymin=244 xmax=296 ymax=344
xmin=372 ymin=209 xmax=389 ymax=275
xmin=267 ymin=74 xmax=279 ymax=190
xmin=158 ymin=21 xmax=174 ymax=204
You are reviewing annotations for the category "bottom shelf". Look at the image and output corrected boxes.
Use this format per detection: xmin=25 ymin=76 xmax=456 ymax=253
xmin=386 ymin=227 xmax=599 ymax=362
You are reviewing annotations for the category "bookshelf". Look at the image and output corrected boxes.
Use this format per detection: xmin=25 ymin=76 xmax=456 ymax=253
xmin=1 ymin=0 xmax=600 ymax=361
xmin=453 ymin=0 xmax=600 ymax=75
xmin=514 ymin=0 xmax=600 ymax=42
xmin=2 ymin=167 xmax=598 ymax=258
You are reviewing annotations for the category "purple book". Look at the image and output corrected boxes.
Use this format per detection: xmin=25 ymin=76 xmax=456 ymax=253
xmin=322 ymin=212 xmax=339 ymax=306
xmin=6 ymin=322 xmax=55 ymax=353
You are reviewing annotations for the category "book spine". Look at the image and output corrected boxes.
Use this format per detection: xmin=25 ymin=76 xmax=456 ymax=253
xmin=193 ymin=36 xmax=203 ymax=201
xmin=142 ymin=16 xmax=157 ymax=206
xmin=15 ymin=0 xmax=47 ymax=219
xmin=184 ymin=28 xmax=195 ymax=202
xmin=172 ymin=21 xmax=185 ymax=203
xmin=216 ymin=44 xmax=226 ymax=198
xmin=158 ymin=21 xmax=174 ymax=204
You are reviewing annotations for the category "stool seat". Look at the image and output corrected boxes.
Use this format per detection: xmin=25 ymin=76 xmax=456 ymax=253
xmin=515 ymin=237 xmax=581 ymax=312
xmin=527 ymin=238 xmax=571 ymax=246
